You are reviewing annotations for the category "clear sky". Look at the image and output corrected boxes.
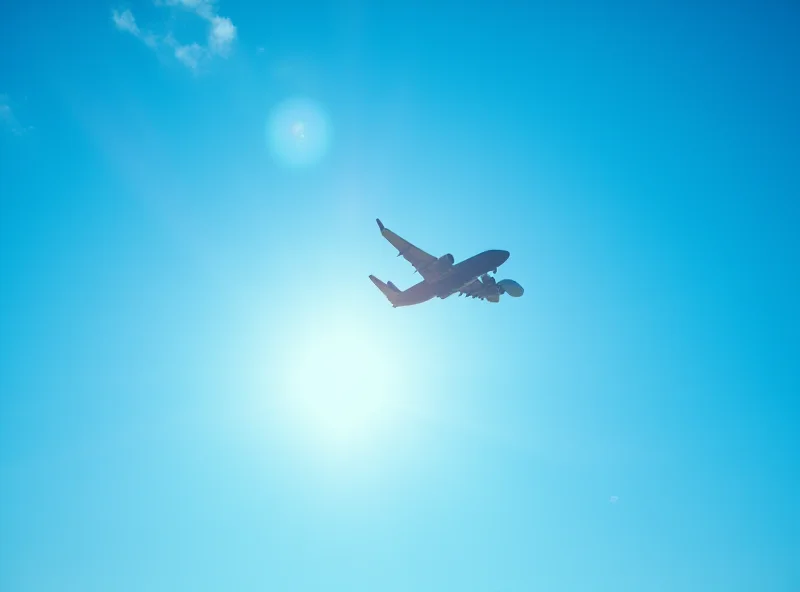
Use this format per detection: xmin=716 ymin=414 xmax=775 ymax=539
xmin=1 ymin=0 xmax=799 ymax=590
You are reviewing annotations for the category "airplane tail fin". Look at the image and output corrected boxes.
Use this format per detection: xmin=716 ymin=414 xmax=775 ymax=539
xmin=369 ymin=275 xmax=400 ymax=306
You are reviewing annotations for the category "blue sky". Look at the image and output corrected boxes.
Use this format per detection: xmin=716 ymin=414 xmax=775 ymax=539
xmin=1 ymin=0 xmax=799 ymax=590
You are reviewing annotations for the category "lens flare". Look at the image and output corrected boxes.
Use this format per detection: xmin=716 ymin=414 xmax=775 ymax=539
xmin=267 ymin=97 xmax=331 ymax=167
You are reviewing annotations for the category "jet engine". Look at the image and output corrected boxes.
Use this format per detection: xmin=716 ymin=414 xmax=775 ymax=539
xmin=429 ymin=253 xmax=454 ymax=272
xmin=496 ymin=279 xmax=524 ymax=297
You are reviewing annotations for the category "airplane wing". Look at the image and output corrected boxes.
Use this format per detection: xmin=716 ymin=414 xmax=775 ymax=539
xmin=458 ymin=278 xmax=488 ymax=300
xmin=458 ymin=278 xmax=499 ymax=303
xmin=376 ymin=219 xmax=439 ymax=280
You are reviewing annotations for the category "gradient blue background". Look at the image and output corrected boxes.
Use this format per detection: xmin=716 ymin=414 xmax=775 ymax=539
xmin=2 ymin=0 xmax=799 ymax=590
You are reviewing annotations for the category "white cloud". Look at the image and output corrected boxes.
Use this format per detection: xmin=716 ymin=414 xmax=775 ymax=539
xmin=112 ymin=8 xmax=159 ymax=49
xmin=208 ymin=16 xmax=236 ymax=55
xmin=142 ymin=32 xmax=159 ymax=49
xmin=112 ymin=9 xmax=139 ymax=35
xmin=0 ymin=103 xmax=14 ymax=127
xmin=111 ymin=0 xmax=236 ymax=71
xmin=160 ymin=0 xmax=237 ymax=55
xmin=0 ymin=94 xmax=30 ymax=135
xmin=174 ymin=42 xmax=205 ymax=70
xmin=165 ymin=0 xmax=215 ymax=20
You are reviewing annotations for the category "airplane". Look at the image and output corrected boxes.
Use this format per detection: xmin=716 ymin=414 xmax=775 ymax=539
xmin=369 ymin=218 xmax=524 ymax=307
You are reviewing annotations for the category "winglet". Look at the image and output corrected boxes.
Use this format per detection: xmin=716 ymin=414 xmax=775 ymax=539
xmin=376 ymin=218 xmax=385 ymax=232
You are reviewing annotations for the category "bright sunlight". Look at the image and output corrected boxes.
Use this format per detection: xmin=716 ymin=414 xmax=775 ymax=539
xmin=272 ymin=314 xmax=411 ymax=467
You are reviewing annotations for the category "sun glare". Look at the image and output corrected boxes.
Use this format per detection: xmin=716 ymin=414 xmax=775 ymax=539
xmin=274 ymin=316 xmax=408 ymax=465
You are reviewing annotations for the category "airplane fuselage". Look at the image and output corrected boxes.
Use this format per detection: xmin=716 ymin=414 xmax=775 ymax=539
xmin=389 ymin=249 xmax=510 ymax=307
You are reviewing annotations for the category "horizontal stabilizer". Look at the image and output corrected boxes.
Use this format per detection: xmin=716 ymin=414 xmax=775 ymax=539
xmin=369 ymin=274 xmax=399 ymax=306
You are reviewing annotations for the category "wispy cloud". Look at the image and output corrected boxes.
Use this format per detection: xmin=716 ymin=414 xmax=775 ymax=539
xmin=112 ymin=9 xmax=158 ymax=48
xmin=112 ymin=8 xmax=139 ymax=34
xmin=171 ymin=40 xmax=205 ymax=70
xmin=111 ymin=0 xmax=237 ymax=70
xmin=0 ymin=94 xmax=32 ymax=135
xmin=208 ymin=16 xmax=236 ymax=56
xmin=162 ymin=0 xmax=215 ymax=19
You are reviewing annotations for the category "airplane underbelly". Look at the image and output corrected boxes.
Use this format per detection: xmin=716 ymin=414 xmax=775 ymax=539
xmin=402 ymin=281 xmax=437 ymax=304
xmin=436 ymin=273 xmax=476 ymax=298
